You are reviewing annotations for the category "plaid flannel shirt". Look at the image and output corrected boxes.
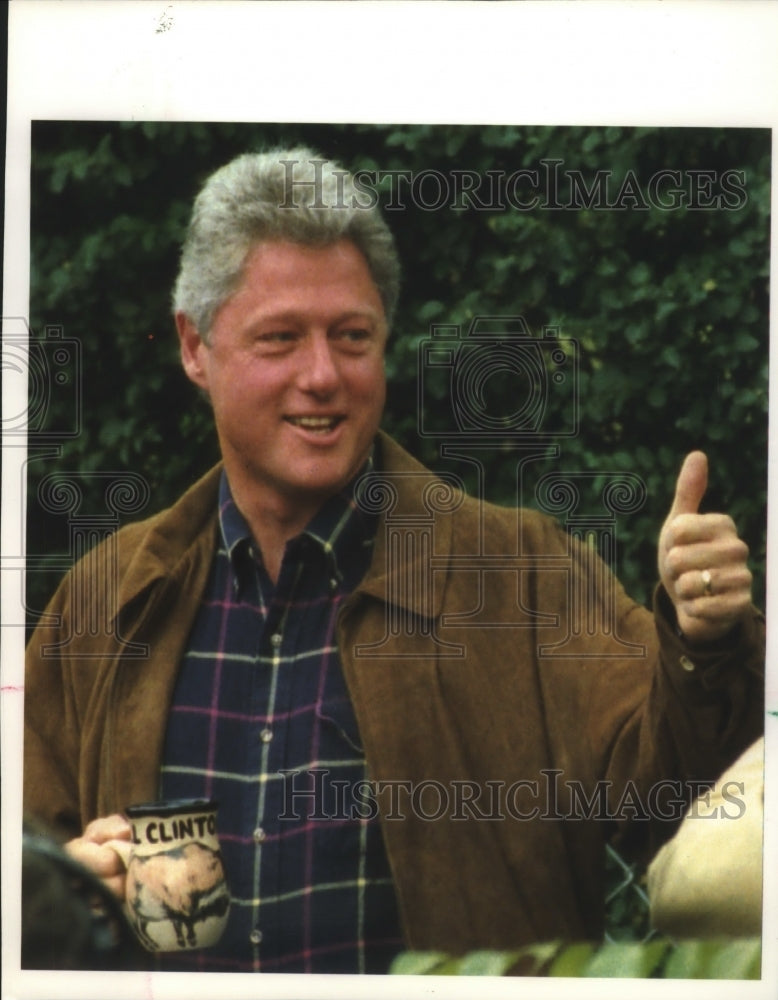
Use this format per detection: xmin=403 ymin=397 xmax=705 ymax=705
xmin=158 ymin=462 xmax=404 ymax=972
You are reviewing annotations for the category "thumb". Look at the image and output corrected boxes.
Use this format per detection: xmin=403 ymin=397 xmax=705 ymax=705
xmin=668 ymin=451 xmax=708 ymax=519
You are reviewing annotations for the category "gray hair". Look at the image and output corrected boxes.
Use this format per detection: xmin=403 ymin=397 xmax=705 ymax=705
xmin=172 ymin=147 xmax=400 ymax=339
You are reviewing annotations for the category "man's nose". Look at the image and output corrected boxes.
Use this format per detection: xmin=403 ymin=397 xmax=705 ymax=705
xmin=299 ymin=334 xmax=340 ymax=393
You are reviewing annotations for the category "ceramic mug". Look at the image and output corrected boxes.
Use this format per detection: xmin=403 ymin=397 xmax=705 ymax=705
xmin=108 ymin=798 xmax=230 ymax=952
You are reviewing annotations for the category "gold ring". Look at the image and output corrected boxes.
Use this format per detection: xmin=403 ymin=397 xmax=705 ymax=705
xmin=701 ymin=569 xmax=713 ymax=596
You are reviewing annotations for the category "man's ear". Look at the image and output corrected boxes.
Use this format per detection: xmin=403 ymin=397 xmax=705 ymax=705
xmin=176 ymin=312 xmax=210 ymax=392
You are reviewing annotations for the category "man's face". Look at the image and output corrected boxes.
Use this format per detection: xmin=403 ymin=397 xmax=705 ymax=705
xmin=178 ymin=239 xmax=388 ymax=520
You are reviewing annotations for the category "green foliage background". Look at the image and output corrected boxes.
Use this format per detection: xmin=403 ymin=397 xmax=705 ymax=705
xmin=389 ymin=936 xmax=762 ymax=979
xmin=26 ymin=122 xmax=770 ymax=620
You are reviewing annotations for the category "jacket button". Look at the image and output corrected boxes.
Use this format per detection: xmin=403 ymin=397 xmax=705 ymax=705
xmin=259 ymin=728 xmax=273 ymax=743
xmin=679 ymin=655 xmax=696 ymax=672
xmin=253 ymin=827 xmax=267 ymax=844
xmin=250 ymin=929 xmax=263 ymax=945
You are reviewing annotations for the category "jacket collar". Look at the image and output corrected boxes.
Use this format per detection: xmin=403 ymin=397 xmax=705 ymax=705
xmin=113 ymin=431 xmax=456 ymax=622
xmin=355 ymin=432 xmax=456 ymax=620
xmin=114 ymin=463 xmax=222 ymax=614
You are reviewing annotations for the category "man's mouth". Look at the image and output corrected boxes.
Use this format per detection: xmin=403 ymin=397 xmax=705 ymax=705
xmin=285 ymin=415 xmax=344 ymax=435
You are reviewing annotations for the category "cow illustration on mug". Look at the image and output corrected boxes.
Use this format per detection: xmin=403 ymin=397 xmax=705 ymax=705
xmin=108 ymin=799 xmax=230 ymax=952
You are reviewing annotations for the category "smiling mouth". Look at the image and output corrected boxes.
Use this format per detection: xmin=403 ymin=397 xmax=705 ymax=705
xmin=285 ymin=415 xmax=345 ymax=435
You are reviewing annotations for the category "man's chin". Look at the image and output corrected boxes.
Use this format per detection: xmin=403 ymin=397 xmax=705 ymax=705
xmin=281 ymin=466 xmax=355 ymax=504
xmin=292 ymin=448 xmax=372 ymax=494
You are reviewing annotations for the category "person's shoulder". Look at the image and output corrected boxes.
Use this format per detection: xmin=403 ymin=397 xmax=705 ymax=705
xmin=455 ymin=491 xmax=565 ymax=548
xmin=119 ymin=461 xmax=221 ymax=534
xmin=376 ymin=430 xmax=564 ymax=548
xmin=30 ymin=464 xmax=223 ymax=635
xmin=69 ymin=463 xmax=223 ymax=583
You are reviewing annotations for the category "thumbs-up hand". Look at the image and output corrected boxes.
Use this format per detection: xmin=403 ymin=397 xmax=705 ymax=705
xmin=658 ymin=452 xmax=752 ymax=643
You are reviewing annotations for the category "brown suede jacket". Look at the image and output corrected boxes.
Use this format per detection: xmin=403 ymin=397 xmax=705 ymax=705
xmin=24 ymin=432 xmax=765 ymax=952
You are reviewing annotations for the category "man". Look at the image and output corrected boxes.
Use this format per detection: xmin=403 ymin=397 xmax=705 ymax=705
xmin=24 ymin=149 xmax=764 ymax=973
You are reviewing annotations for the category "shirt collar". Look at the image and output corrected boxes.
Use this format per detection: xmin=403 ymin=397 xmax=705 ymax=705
xmin=218 ymin=450 xmax=378 ymax=593
xmin=303 ymin=451 xmax=377 ymax=590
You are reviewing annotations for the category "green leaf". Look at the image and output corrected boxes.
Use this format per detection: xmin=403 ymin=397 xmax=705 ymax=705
xmin=734 ymin=332 xmax=760 ymax=352
xmin=660 ymin=345 xmax=682 ymax=369
xmin=584 ymin=940 xmax=668 ymax=978
xmin=507 ymin=941 xmax=561 ymax=975
xmin=549 ymin=942 xmax=596 ymax=976
xmin=453 ymin=950 xmax=522 ymax=976
xmin=655 ymin=299 xmax=678 ymax=323
xmin=664 ymin=940 xmax=725 ymax=979
xmin=628 ymin=262 xmax=652 ymax=286
xmin=389 ymin=951 xmax=449 ymax=975
xmin=707 ymin=938 xmax=762 ymax=979
xmin=728 ymin=237 xmax=752 ymax=257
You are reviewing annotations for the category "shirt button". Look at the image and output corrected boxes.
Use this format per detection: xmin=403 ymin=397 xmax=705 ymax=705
xmin=329 ymin=577 xmax=338 ymax=591
xmin=259 ymin=728 xmax=273 ymax=743
xmin=270 ymin=633 xmax=282 ymax=649
xmin=253 ymin=827 xmax=267 ymax=844
xmin=250 ymin=929 xmax=263 ymax=945
xmin=679 ymin=655 xmax=696 ymax=672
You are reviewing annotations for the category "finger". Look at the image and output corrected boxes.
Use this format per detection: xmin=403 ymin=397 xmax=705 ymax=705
xmin=674 ymin=564 xmax=753 ymax=603
xmin=102 ymin=873 xmax=127 ymax=900
xmin=663 ymin=512 xmax=737 ymax=548
xmin=668 ymin=451 xmax=708 ymax=520
xmin=82 ymin=813 xmax=131 ymax=844
xmin=66 ymin=837 xmax=128 ymax=880
xmin=676 ymin=591 xmax=753 ymax=630
xmin=677 ymin=594 xmax=749 ymax=619
xmin=663 ymin=534 xmax=749 ymax=580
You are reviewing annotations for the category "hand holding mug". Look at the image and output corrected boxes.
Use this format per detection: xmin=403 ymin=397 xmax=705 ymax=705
xmin=65 ymin=813 xmax=132 ymax=900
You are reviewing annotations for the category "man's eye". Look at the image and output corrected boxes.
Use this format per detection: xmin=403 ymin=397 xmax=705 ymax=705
xmin=339 ymin=328 xmax=371 ymax=344
xmin=258 ymin=331 xmax=297 ymax=346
